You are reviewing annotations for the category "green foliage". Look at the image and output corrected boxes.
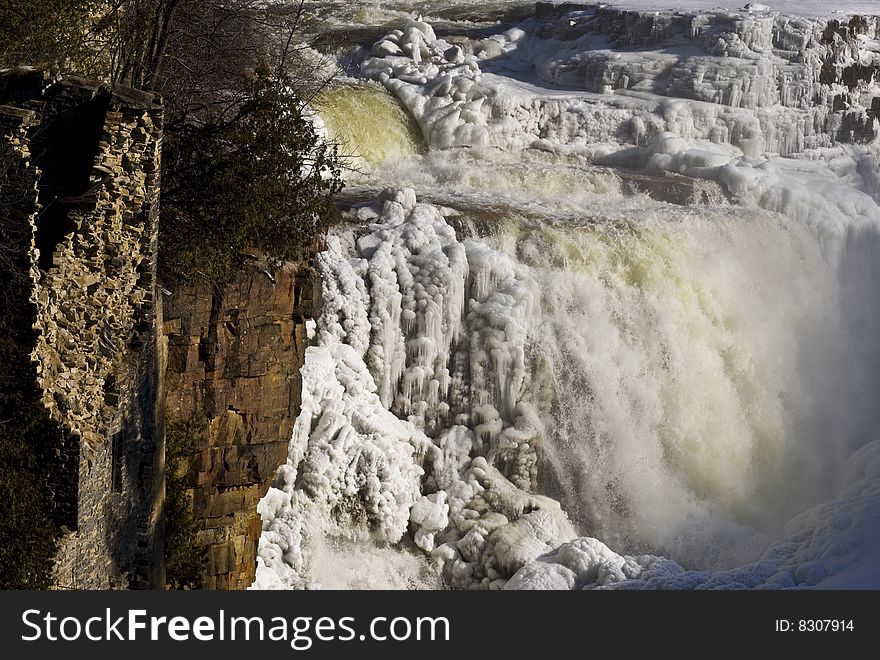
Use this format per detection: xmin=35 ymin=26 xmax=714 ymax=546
xmin=159 ymin=64 xmax=342 ymax=284
xmin=0 ymin=1 xmax=112 ymax=74
xmin=164 ymin=415 xmax=206 ymax=589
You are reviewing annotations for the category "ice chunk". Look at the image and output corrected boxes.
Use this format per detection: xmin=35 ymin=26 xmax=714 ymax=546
xmin=410 ymin=491 xmax=450 ymax=552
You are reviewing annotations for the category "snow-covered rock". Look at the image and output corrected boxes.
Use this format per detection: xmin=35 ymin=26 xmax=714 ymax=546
xmin=360 ymin=6 xmax=880 ymax=162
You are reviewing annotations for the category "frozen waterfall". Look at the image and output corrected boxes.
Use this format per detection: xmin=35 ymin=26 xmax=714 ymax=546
xmin=253 ymin=2 xmax=880 ymax=590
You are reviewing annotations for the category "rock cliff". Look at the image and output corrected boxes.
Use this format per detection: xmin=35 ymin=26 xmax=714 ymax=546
xmin=163 ymin=256 xmax=319 ymax=589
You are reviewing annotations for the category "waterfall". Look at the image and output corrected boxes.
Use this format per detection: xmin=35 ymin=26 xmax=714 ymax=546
xmin=517 ymin=210 xmax=880 ymax=567
xmin=317 ymin=84 xmax=423 ymax=171
xmin=253 ymin=3 xmax=880 ymax=590
xmin=255 ymin=181 xmax=880 ymax=587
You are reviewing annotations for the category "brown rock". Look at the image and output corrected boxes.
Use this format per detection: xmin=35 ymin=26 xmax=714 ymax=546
xmin=163 ymin=260 xmax=317 ymax=589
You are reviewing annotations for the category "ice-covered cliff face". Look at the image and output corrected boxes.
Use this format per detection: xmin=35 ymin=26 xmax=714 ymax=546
xmin=359 ymin=4 xmax=880 ymax=170
xmin=253 ymin=2 xmax=880 ymax=590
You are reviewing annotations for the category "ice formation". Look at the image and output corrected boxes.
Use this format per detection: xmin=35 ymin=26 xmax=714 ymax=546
xmin=357 ymin=4 xmax=880 ymax=225
xmin=254 ymin=2 xmax=880 ymax=590
xmin=257 ymin=184 xmax=880 ymax=589
xmin=255 ymin=186 xmax=571 ymax=589
xmin=253 ymin=334 xmax=431 ymax=589
xmin=360 ymin=8 xmax=880 ymax=155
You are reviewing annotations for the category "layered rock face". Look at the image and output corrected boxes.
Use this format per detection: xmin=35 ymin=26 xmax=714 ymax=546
xmin=0 ymin=69 xmax=165 ymax=589
xmin=163 ymin=257 xmax=319 ymax=589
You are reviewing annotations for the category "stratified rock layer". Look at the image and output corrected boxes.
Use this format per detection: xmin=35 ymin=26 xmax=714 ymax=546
xmin=163 ymin=257 xmax=319 ymax=589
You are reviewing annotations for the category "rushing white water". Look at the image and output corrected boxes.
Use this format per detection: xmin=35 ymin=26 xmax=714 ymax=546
xmin=254 ymin=2 xmax=880 ymax=589
xmin=513 ymin=210 xmax=880 ymax=567
xmin=317 ymin=84 xmax=423 ymax=170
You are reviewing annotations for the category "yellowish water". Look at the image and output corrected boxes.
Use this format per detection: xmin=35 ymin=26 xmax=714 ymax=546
xmin=317 ymin=84 xmax=423 ymax=171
